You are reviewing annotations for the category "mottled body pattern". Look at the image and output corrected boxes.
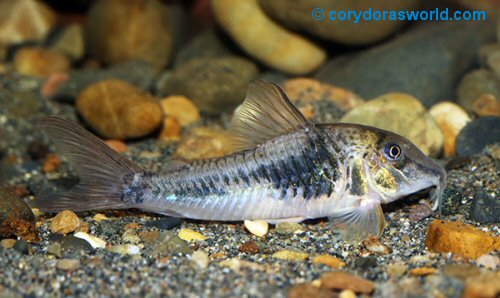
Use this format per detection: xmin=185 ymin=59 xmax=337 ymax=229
xmin=34 ymin=81 xmax=446 ymax=241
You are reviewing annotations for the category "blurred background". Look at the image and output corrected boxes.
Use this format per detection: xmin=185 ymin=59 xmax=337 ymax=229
xmin=0 ymin=0 xmax=499 ymax=186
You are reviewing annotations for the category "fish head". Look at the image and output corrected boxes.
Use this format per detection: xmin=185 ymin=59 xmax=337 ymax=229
xmin=361 ymin=128 xmax=446 ymax=211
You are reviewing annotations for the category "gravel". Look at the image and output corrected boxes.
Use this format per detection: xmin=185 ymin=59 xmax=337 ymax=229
xmin=0 ymin=74 xmax=498 ymax=297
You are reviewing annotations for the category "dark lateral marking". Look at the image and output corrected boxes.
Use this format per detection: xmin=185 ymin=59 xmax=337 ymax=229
xmin=301 ymin=146 xmax=320 ymax=201
xmin=238 ymin=168 xmax=251 ymax=186
xmin=349 ymin=163 xmax=367 ymax=196
xmin=257 ymin=164 xmax=271 ymax=183
xmin=208 ymin=175 xmax=219 ymax=193
xmin=277 ymin=159 xmax=293 ymax=196
xmin=199 ymin=177 xmax=211 ymax=195
xmin=316 ymin=131 xmax=340 ymax=183
xmin=289 ymin=154 xmax=308 ymax=187
xmin=268 ymin=162 xmax=283 ymax=190
xmin=222 ymin=174 xmax=230 ymax=186
xmin=249 ymin=168 xmax=261 ymax=184
xmin=287 ymin=155 xmax=302 ymax=197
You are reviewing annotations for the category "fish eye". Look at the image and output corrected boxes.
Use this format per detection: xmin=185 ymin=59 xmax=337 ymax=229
xmin=384 ymin=144 xmax=402 ymax=160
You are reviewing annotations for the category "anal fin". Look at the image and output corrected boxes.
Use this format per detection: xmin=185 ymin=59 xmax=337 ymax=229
xmin=328 ymin=200 xmax=386 ymax=243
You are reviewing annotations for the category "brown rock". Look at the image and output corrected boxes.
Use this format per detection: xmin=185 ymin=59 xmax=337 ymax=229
xmin=160 ymin=96 xmax=200 ymax=127
xmin=288 ymin=283 xmax=333 ymax=298
xmin=472 ymin=94 xmax=500 ymax=116
xmin=104 ymin=140 xmax=128 ymax=153
xmin=139 ymin=230 xmax=160 ymax=244
xmin=42 ymin=154 xmax=61 ymax=173
xmin=320 ymin=271 xmax=375 ymax=294
xmin=12 ymin=186 xmax=29 ymax=198
xmin=85 ymin=0 xmax=173 ymax=71
xmin=75 ymin=222 xmax=90 ymax=234
xmin=363 ymin=237 xmax=390 ymax=255
xmin=13 ymin=48 xmax=71 ymax=78
xmin=159 ymin=116 xmax=181 ymax=141
xmin=0 ymin=187 xmax=38 ymax=242
xmin=312 ymin=254 xmax=346 ymax=269
xmin=124 ymin=223 xmax=141 ymax=230
xmin=285 ymin=78 xmax=364 ymax=111
xmin=76 ymin=79 xmax=163 ymax=139
xmin=425 ymin=220 xmax=500 ymax=259
xmin=1 ymin=239 xmax=16 ymax=249
xmin=409 ymin=267 xmax=436 ymax=276
xmin=238 ymin=241 xmax=259 ymax=254
xmin=272 ymin=250 xmax=309 ymax=261
xmin=429 ymin=101 xmax=471 ymax=157
xmin=284 ymin=78 xmax=364 ymax=122
xmin=0 ymin=0 xmax=57 ymax=45
xmin=259 ymin=0 xmax=421 ymax=45
xmin=175 ymin=127 xmax=235 ymax=160
xmin=50 ymin=210 xmax=81 ymax=234
xmin=463 ymin=271 xmax=500 ymax=298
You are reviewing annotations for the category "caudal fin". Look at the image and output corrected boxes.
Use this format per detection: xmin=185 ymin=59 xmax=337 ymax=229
xmin=33 ymin=117 xmax=143 ymax=212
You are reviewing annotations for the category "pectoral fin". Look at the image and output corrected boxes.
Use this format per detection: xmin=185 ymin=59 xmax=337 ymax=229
xmin=328 ymin=200 xmax=386 ymax=243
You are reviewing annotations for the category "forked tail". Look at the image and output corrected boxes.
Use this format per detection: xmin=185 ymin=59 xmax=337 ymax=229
xmin=33 ymin=117 xmax=144 ymax=212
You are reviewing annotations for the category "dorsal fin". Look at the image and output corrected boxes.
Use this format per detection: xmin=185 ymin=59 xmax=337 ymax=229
xmin=229 ymin=80 xmax=310 ymax=151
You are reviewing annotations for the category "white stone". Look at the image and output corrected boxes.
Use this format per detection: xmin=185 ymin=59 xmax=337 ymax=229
xmin=244 ymin=220 xmax=269 ymax=237
xmin=108 ymin=244 xmax=140 ymax=255
xmin=74 ymin=232 xmax=107 ymax=249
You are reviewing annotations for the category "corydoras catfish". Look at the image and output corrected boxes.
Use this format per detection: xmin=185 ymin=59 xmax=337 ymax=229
xmin=33 ymin=81 xmax=446 ymax=242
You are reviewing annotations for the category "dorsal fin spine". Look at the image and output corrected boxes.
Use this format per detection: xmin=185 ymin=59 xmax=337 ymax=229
xmin=228 ymin=80 xmax=310 ymax=152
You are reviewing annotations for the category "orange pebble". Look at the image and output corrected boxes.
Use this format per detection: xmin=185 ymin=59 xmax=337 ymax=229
xmin=159 ymin=116 xmax=181 ymax=141
xmin=125 ymin=223 xmax=141 ymax=230
xmin=41 ymin=72 xmax=69 ymax=97
xmin=42 ymin=154 xmax=61 ymax=173
xmin=426 ymin=220 xmax=500 ymax=259
xmin=105 ymin=140 xmax=128 ymax=153
xmin=472 ymin=94 xmax=500 ymax=116
xmin=160 ymin=95 xmax=200 ymax=127
xmin=409 ymin=267 xmax=437 ymax=276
